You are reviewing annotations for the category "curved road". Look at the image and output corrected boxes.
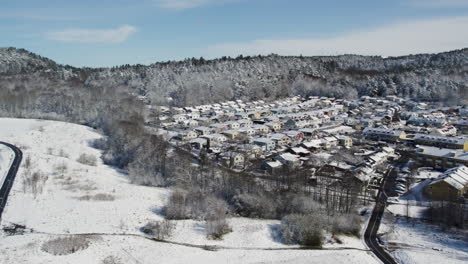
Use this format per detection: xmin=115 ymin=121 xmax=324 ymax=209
xmin=364 ymin=167 xmax=398 ymax=264
xmin=0 ymin=141 xmax=23 ymax=220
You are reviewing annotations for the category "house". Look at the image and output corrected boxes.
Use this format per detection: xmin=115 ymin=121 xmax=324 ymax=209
xmin=424 ymin=166 xmax=468 ymax=201
xmin=190 ymin=138 xmax=208 ymax=149
xmin=210 ymin=123 xmax=228 ymax=133
xmin=235 ymin=112 xmax=249 ymax=119
xmin=302 ymin=140 xmax=322 ymax=151
xmin=182 ymin=119 xmax=199 ymax=127
xmin=300 ymin=128 xmax=316 ymax=138
xmin=225 ymin=121 xmax=241 ymax=130
xmin=430 ymin=126 xmax=457 ymax=137
xmin=243 ymin=145 xmax=262 ymax=159
xmin=238 ymin=119 xmax=253 ymax=127
xmin=265 ymin=122 xmax=281 ymax=131
xmin=322 ymin=136 xmax=338 ymax=149
xmin=207 ymin=133 xmax=228 ymax=144
xmin=269 ymin=133 xmax=292 ymax=146
xmin=194 ymin=126 xmax=211 ymax=136
xmin=237 ymin=127 xmax=256 ymax=136
xmin=247 ymin=111 xmax=261 ymax=119
xmin=337 ymin=135 xmax=353 ymax=148
xmin=455 ymin=120 xmax=468 ymax=133
xmin=177 ymin=130 xmax=198 ymax=141
xmin=283 ymin=119 xmax=298 ymax=129
xmin=289 ymin=147 xmax=310 ymax=156
xmin=220 ymin=152 xmax=245 ymax=168
xmin=415 ymin=146 xmax=468 ymax=169
xmin=262 ymin=160 xmax=283 ymax=173
xmin=222 ymin=130 xmax=240 ymax=140
xmin=173 ymin=114 xmax=187 ymax=122
xmin=363 ymin=127 xmax=406 ymax=142
xmin=285 ymin=131 xmax=305 ymax=141
xmin=407 ymin=116 xmax=447 ymax=127
xmin=253 ymin=138 xmax=276 ymax=151
xmin=253 ymin=124 xmax=270 ymax=134
xmin=276 ymin=153 xmax=301 ymax=168
xmin=413 ymin=134 xmax=468 ymax=151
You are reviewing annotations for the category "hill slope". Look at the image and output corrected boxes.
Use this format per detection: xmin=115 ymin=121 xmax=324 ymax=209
xmin=0 ymin=47 xmax=467 ymax=108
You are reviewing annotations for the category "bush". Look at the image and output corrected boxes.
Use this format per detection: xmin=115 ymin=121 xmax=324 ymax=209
xmin=77 ymin=193 xmax=115 ymax=201
xmin=58 ymin=149 xmax=69 ymax=158
xmin=279 ymin=195 xmax=321 ymax=216
xmin=331 ymin=214 xmax=361 ymax=236
xmin=281 ymin=214 xmax=325 ymax=247
xmin=231 ymin=193 xmax=277 ymax=219
xmin=102 ymin=256 xmax=123 ymax=264
xmin=165 ymin=188 xmax=230 ymax=220
xmin=205 ymin=199 xmax=232 ymax=239
xmin=41 ymin=236 xmax=90 ymax=255
xmin=77 ymin=153 xmax=97 ymax=166
xmin=141 ymin=220 xmax=175 ymax=240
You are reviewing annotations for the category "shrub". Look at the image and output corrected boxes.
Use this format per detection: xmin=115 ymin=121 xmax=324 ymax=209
xmin=102 ymin=256 xmax=123 ymax=264
xmin=231 ymin=193 xmax=277 ymax=219
xmin=165 ymin=188 xmax=230 ymax=220
xmin=141 ymin=220 xmax=175 ymax=240
xmin=77 ymin=153 xmax=97 ymax=166
xmin=77 ymin=193 xmax=115 ymax=201
xmin=331 ymin=214 xmax=361 ymax=236
xmin=58 ymin=149 xmax=69 ymax=158
xmin=41 ymin=236 xmax=90 ymax=255
xmin=281 ymin=214 xmax=325 ymax=247
xmin=280 ymin=195 xmax=321 ymax=216
xmin=205 ymin=198 xmax=232 ymax=239
xmin=55 ymin=162 xmax=68 ymax=177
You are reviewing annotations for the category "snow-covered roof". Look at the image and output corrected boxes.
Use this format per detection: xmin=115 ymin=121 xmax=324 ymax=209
xmin=265 ymin=160 xmax=283 ymax=168
xmin=363 ymin=127 xmax=404 ymax=137
xmin=414 ymin=134 xmax=467 ymax=145
xmin=302 ymin=140 xmax=322 ymax=148
xmin=416 ymin=146 xmax=468 ymax=161
xmin=278 ymin=153 xmax=300 ymax=162
xmin=253 ymin=138 xmax=274 ymax=144
xmin=431 ymin=166 xmax=468 ymax=190
xmin=291 ymin=147 xmax=310 ymax=154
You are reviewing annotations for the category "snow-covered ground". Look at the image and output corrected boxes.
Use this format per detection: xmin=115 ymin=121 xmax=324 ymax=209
xmin=380 ymin=215 xmax=468 ymax=264
xmin=0 ymin=118 xmax=377 ymax=264
xmin=381 ymin=167 xmax=468 ymax=264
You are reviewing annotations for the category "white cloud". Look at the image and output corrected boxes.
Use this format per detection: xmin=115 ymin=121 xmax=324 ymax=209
xmin=157 ymin=0 xmax=213 ymax=9
xmin=205 ymin=16 xmax=468 ymax=58
xmin=156 ymin=0 xmax=246 ymax=9
xmin=47 ymin=25 xmax=137 ymax=43
xmin=409 ymin=0 xmax=468 ymax=8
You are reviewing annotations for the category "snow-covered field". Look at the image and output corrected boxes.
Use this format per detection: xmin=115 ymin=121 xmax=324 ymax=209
xmin=381 ymin=167 xmax=468 ymax=264
xmin=0 ymin=118 xmax=377 ymax=264
xmin=380 ymin=215 xmax=468 ymax=264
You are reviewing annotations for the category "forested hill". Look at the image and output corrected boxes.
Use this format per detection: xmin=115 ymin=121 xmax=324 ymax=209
xmin=1 ymin=47 xmax=467 ymax=106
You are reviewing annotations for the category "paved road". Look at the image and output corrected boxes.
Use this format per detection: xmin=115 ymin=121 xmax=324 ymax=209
xmin=364 ymin=167 xmax=398 ymax=264
xmin=0 ymin=141 xmax=23 ymax=220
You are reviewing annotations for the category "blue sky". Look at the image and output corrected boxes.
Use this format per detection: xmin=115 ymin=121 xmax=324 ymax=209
xmin=1 ymin=0 xmax=468 ymax=67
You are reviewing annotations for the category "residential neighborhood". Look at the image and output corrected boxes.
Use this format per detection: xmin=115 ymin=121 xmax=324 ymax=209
xmin=148 ymin=95 xmax=468 ymax=204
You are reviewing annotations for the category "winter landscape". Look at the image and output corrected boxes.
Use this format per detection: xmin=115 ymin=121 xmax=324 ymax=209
xmin=1 ymin=1 xmax=468 ymax=264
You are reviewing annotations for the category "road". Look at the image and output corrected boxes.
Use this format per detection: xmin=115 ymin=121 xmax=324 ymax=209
xmin=364 ymin=166 xmax=398 ymax=264
xmin=0 ymin=141 xmax=23 ymax=220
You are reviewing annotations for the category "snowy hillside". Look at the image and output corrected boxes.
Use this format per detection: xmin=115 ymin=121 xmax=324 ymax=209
xmin=0 ymin=118 xmax=378 ymax=264
xmin=0 ymin=47 xmax=467 ymax=108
